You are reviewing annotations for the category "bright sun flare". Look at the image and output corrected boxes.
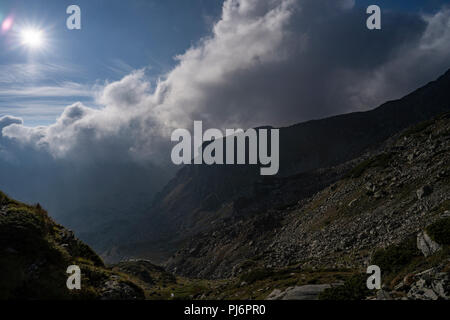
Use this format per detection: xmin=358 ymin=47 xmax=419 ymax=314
xmin=20 ymin=28 xmax=45 ymax=49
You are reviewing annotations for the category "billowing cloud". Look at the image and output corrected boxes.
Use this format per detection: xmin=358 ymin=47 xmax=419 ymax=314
xmin=4 ymin=0 xmax=450 ymax=160
xmin=151 ymin=0 xmax=448 ymax=128
xmin=0 ymin=115 xmax=22 ymax=133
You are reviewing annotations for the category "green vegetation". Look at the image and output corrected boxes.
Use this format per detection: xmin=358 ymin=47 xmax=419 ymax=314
xmin=346 ymin=153 xmax=393 ymax=178
xmin=400 ymin=120 xmax=433 ymax=137
xmin=370 ymin=229 xmax=450 ymax=289
xmin=113 ymin=261 xmax=159 ymax=285
xmin=164 ymin=281 xmax=210 ymax=300
xmin=235 ymin=259 xmax=259 ymax=273
xmin=0 ymin=190 xmax=144 ymax=299
xmin=239 ymin=268 xmax=274 ymax=284
xmin=371 ymin=236 xmax=421 ymax=274
xmin=318 ymin=274 xmax=371 ymax=300
xmin=438 ymin=199 xmax=450 ymax=212
xmin=140 ymin=266 xmax=353 ymax=300
xmin=426 ymin=217 xmax=450 ymax=245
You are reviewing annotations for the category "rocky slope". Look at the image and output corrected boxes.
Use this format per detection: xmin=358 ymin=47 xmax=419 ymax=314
xmin=164 ymin=113 xmax=449 ymax=279
xmin=265 ymin=114 xmax=450 ymax=271
xmin=108 ymin=69 xmax=450 ymax=263
xmin=0 ymin=192 xmax=145 ymax=299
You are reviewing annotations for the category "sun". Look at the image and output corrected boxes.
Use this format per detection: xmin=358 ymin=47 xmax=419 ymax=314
xmin=20 ymin=28 xmax=45 ymax=49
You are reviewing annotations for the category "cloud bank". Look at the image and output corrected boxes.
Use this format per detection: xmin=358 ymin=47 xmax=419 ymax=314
xmin=3 ymin=0 xmax=450 ymax=162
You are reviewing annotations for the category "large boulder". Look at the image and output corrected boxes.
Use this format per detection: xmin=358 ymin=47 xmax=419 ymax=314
xmin=416 ymin=185 xmax=433 ymax=200
xmin=267 ymin=284 xmax=333 ymax=300
xmin=407 ymin=267 xmax=449 ymax=300
xmin=417 ymin=231 xmax=441 ymax=257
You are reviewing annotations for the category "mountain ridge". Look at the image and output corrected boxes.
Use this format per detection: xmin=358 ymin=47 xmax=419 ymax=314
xmin=104 ymin=68 xmax=450 ymax=264
xmin=165 ymin=112 xmax=450 ymax=280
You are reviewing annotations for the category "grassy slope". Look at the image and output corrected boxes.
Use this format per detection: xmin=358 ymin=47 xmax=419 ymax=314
xmin=0 ymin=191 xmax=144 ymax=299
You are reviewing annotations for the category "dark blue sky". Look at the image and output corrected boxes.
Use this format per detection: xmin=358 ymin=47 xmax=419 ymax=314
xmin=0 ymin=0 xmax=448 ymax=126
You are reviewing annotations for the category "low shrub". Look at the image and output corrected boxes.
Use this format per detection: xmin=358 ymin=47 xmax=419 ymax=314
xmin=426 ymin=218 xmax=450 ymax=245
xmin=347 ymin=153 xmax=392 ymax=178
xmin=371 ymin=236 xmax=421 ymax=274
xmin=239 ymin=268 xmax=273 ymax=284
xmin=319 ymin=274 xmax=371 ymax=300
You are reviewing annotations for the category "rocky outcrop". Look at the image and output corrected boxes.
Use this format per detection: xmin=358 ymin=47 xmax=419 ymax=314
xmin=267 ymin=284 xmax=333 ymax=300
xmin=417 ymin=231 xmax=441 ymax=257
xmin=416 ymin=185 xmax=433 ymax=200
xmin=407 ymin=267 xmax=449 ymax=300
xmin=380 ymin=263 xmax=450 ymax=300
xmin=376 ymin=290 xmax=392 ymax=300
xmin=100 ymin=275 xmax=144 ymax=300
